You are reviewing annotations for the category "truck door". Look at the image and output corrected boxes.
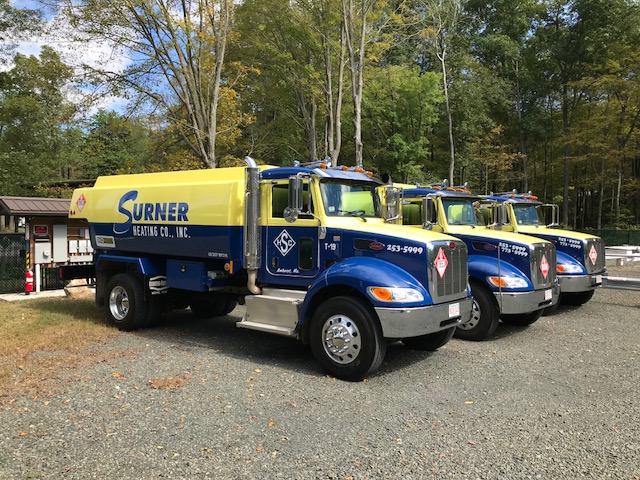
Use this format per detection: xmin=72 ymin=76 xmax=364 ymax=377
xmin=264 ymin=182 xmax=320 ymax=284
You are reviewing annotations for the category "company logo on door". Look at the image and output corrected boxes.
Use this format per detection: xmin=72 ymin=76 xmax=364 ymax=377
xmin=274 ymin=229 xmax=296 ymax=256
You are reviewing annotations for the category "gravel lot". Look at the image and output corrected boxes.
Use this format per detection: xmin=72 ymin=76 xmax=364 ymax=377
xmin=1 ymin=266 xmax=639 ymax=479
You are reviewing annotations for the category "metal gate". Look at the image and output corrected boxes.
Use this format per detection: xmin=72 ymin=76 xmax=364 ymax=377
xmin=0 ymin=233 xmax=25 ymax=293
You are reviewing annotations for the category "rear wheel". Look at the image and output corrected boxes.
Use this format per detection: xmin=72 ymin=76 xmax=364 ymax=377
xmin=190 ymin=293 xmax=236 ymax=318
xmin=455 ymin=282 xmax=499 ymax=341
xmin=402 ymin=327 xmax=455 ymax=351
xmin=105 ymin=274 xmax=146 ymax=331
xmin=501 ymin=309 xmax=543 ymax=326
xmin=561 ymin=290 xmax=595 ymax=306
xmin=310 ymin=296 xmax=386 ymax=381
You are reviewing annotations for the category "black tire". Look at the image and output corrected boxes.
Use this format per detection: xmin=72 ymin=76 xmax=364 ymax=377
xmin=542 ymin=300 xmax=561 ymax=316
xmin=455 ymin=282 xmax=499 ymax=341
xmin=310 ymin=296 xmax=386 ymax=381
xmin=189 ymin=293 xmax=229 ymax=318
xmin=220 ymin=299 xmax=237 ymax=316
xmin=561 ymin=290 xmax=595 ymax=306
xmin=501 ymin=309 xmax=543 ymax=326
xmin=105 ymin=273 xmax=147 ymax=331
xmin=402 ymin=326 xmax=455 ymax=351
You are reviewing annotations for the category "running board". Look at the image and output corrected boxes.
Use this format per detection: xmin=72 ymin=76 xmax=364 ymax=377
xmin=237 ymin=288 xmax=306 ymax=337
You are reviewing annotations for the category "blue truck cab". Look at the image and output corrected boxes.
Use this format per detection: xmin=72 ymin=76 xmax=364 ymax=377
xmin=401 ymin=184 xmax=559 ymax=341
xmin=479 ymin=192 xmax=605 ymax=308
xmin=68 ymin=159 xmax=472 ymax=380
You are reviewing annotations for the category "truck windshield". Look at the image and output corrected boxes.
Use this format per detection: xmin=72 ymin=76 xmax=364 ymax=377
xmin=320 ymin=180 xmax=381 ymax=218
xmin=443 ymin=199 xmax=480 ymax=226
xmin=512 ymin=204 xmax=541 ymax=225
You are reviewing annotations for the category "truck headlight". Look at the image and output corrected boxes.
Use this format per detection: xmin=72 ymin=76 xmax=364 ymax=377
xmin=367 ymin=287 xmax=424 ymax=303
xmin=487 ymin=276 xmax=529 ymax=289
xmin=556 ymin=263 xmax=583 ymax=274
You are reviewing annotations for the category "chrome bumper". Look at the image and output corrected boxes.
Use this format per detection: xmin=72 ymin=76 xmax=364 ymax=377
xmin=558 ymin=272 xmax=604 ymax=293
xmin=495 ymin=283 xmax=560 ymax=314
xmin=375 ymin=297 xmax=473 ymax=339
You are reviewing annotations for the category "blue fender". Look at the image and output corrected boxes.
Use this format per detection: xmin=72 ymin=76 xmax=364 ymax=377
xmin=95 ymin=253 xmax=165 ymax=277
xmin=468 ymin=254 xmax=532 ymax=291
xmin=556 ymin=250 xmax=586 ymax=274
xmin=299 ymin=256 xmax=430 ymax=324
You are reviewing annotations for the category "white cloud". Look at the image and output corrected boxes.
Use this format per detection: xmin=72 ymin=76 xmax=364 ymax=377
xmin=11 ymin=2 xmax=132 ymax=114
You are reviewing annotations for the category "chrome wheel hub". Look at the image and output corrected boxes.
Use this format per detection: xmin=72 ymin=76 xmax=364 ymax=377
xmin=109 ymin=286 xmax=130 ymax=321
xmin=322 ymin=314 xmax=361 ymax=364
xmin=459 ymin=298 xmax=480 ymax=330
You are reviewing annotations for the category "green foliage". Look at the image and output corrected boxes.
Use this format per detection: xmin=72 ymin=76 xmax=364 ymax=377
xmin=1 ymin=0 xmax=640 ymax=229
xmin=362 ymin=65 xmax=442 ymax=181
xmin=0 ymin=47 xmax=76 ymax=195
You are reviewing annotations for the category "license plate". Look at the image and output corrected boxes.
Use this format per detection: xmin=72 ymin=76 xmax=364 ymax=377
xmin=595 ymin=275 xmax=603 ymax=285
xmin=449 ymin=302 xmax=460 ymax=317
xmin=544 ymin=289 xmax=553 ymax=301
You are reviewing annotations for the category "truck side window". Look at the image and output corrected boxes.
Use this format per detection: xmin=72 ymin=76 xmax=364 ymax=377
xmin=271 ymin=184 xmax=313 ymax=218
xmin=298 ymin=238 xmax=314 ymax=270
xmin=272 ymin=185 xmax=289 ymax=218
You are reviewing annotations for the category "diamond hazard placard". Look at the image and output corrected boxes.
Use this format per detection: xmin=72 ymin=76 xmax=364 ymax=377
xmin=589 ymin=245 xmax=598 ymax=265
xmin=540 ymin=254 xmax=549 ymax=279
xmin=435 ymin=247 xmax=448 ymax=278
xmin=76 ymin=193 xmax=86 ymax=212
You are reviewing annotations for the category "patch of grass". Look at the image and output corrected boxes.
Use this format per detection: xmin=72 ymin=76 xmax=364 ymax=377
xmin=0 ymin=297 xmax=119 ymax=403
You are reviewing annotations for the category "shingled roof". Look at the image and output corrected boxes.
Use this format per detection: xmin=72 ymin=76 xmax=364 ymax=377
xmin=0 ymin=196 xmax=71 ymax=217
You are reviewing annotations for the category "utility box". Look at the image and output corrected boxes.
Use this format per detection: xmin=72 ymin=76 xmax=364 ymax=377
xmin=53 ymin=224 xmax=68 ymax=263
xmin=34 ymin=242 xmax=52 ymax=264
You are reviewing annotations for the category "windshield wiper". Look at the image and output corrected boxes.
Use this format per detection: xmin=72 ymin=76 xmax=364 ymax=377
xmin=338 ymin=209 xmax=367 ymax=222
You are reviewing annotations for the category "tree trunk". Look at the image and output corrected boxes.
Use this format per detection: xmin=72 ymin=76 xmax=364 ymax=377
xmin=562 ymin=85 xmax=571 ymax=226
xmin=597 ymin=158 xmax=604 ymax=230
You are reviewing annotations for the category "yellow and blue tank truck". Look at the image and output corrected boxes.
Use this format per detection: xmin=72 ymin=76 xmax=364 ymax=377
xmin=477 ymin=191 xmax=605 ymax=310
xmin=66 ymin=158 xmax=472 ymax=380
xmin=400 ymin=182 xmax=559 ymax=341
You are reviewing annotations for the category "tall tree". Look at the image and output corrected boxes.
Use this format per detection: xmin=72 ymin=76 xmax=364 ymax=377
xmin=61 ymin=0 xmax=234 ymax=168
xmin=0 ymin=47 xmax=75 ymax=194
xmin=413 ymin=0 xmax=463 ymax=184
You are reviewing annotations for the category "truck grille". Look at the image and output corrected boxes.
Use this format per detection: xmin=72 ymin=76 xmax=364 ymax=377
xmin=427 ymin=240 xmax=468 ymax=303
xmin=584 ymin=238 xmax=605 ymax=274
xmin=530 ymin=243 xmax=556 ymax=289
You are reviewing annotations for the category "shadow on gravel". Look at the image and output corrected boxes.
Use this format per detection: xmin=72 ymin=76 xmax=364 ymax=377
xmin=130 ymin=307 xmax=446 ymax=380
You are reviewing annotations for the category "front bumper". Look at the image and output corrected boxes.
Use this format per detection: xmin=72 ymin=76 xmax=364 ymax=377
xmin=375 ymin=296 xmax=473 ymax=339
xmin=558 ymin=272 xmax=604 ymax=293
xmin=495 ymin=283 xmax=560 ymax=314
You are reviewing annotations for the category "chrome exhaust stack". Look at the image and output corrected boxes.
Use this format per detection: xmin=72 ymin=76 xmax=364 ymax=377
xmin=244 ymin=156 xmax=262 ymax=294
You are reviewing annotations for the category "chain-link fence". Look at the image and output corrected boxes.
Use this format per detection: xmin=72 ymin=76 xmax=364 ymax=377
xmin=0 ymin=234 xmax=25 ymax=293
xmin=0 ymin=234 xmax=68 ymax=294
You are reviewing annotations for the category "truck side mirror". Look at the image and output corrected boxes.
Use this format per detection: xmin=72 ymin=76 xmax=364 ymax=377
xmin=539 ymin=204 xmax=560 ymax=227
xmin=382 ymin=186 xmax=402 ymax=224
xmin=488 ymin=203 xmax=507 ymax=229
xmin=422 ymin=197 xmax=437 ymax=229
xmin=284 ymin=175 xmax=304 ymax=223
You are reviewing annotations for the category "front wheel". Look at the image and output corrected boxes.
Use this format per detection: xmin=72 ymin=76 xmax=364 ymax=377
xmin=455 ymin=283 xmax=499 ymax=341
xmin=310 ymin=296 xmax=386 ymax=381
xmin=105 ymin=274 xmax=146 ymax=331
xmin=501 ymin=309 xmax=543 ymax=326
xmin=402 ymin=327 xmax=455 ymax=351
xmin=561 ymin=290 xmax=595 ymax=306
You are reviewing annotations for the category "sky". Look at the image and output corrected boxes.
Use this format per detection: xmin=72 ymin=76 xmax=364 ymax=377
xmin=11 ymin=0 xmax=131 ymax=113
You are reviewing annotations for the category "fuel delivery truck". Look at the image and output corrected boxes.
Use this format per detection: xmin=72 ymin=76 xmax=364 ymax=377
xmin=400 ymin=183 xmax=559 ymax=341
xmin=478 ymin=191 xmax=605 ymax=309
xmin=67 ymin=158 xmax=472 ymax=380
